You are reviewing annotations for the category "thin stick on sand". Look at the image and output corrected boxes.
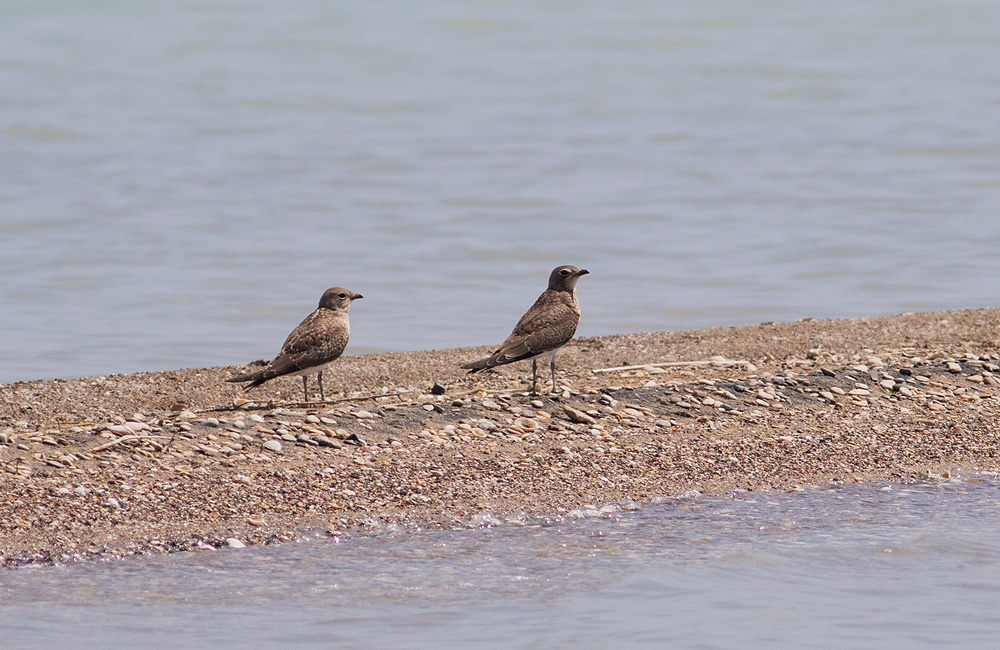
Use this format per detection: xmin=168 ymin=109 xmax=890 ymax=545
xmin=89 ymin=435 xmax=170 ymax=454
xmin=592 ymin=357 xmax=753 ymax=374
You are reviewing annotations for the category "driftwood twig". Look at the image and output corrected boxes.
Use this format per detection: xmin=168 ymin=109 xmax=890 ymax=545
xmin=593 ymin=358 xmax=752 ymax=374
xmin=90 ymin=435 xmax=169 ymax=454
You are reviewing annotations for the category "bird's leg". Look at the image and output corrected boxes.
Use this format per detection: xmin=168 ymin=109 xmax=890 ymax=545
xmin=318 ymin=370 xmax=326 ymax=402
xmin=550 ymin=355 xmax=557 ymax=394
xmin=531 ymin=358 xmax=538 ymax=395
xmin=302 ymin=376 xmax=309 ymax=402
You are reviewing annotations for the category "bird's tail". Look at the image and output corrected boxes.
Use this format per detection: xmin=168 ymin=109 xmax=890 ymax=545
xmin=227 ymin=370 xmax=266 ymax=389
xmin=460 ymin=358 xmax=490 ymax=374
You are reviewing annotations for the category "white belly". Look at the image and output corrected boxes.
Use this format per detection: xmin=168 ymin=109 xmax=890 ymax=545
xmin=283 ymin=361 xmax=337 ymax=378
xmin=532 ymin=348 xmax=560 ymax=362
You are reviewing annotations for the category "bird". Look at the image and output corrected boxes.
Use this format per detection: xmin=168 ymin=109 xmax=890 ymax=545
xmin=462 ymin=265 xmax=588 ymax=394
xmin=227 ymin=287 xmax=362 ymax=402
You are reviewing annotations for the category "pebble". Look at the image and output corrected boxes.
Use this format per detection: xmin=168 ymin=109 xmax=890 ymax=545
xmin=225 ymin=538 xmax=246 ymax=549
xmin=345 ymin=433 xmax=368 ymax=446
xmin=514 ymin=418 xmax=538 ymax=430
xmin=249 ymin=414 xmax=265 ymax=423
xmin=200 ymin=418 xmax=220 ymax=428
xmin=563 ymin=406 xmax=596 ymax=425
xmin=947 ymin=362 xmax=962 ymax=373
xmin=354 ymin=410 xmax=376 ymax=420
xmin=262 ymin=440 xmax=282 ymax=452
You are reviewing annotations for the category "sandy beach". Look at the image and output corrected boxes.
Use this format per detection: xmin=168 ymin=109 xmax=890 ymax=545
xmin=3 ymin=308 xmax=1000 ymax=566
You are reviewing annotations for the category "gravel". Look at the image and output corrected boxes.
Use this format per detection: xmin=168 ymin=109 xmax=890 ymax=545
xmin=3 ymin=308 xmax=1000 ymax=566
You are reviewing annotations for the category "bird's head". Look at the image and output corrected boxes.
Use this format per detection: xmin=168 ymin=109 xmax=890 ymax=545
xmin=319 ymin=287 xmax=363 ymax=311
xmin=548 ymin=265 xmax=589 ymax=292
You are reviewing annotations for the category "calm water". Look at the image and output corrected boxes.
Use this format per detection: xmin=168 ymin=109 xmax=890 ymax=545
xmin=1 ymin=1 xmax=999 ymax=383
xmin=3 ymin=478 xmax=1000 ymax=649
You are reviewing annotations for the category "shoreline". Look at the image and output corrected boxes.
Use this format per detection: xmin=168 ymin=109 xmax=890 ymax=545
xmin=3 ymin=308 xmax=1000 ymax=566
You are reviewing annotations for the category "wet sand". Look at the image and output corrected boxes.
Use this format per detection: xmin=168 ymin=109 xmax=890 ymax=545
xmin=3 ymin=309 xmax=1000 ymax=566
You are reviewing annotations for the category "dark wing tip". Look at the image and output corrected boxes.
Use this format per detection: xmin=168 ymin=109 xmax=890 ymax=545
xmin=227 ymin=368 xmax=268 ymax=387
xmin=461 ymin=358 xmax=489 ymax=373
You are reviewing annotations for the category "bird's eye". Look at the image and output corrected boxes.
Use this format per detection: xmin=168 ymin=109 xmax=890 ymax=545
xmin=560 ymin=269 xmax=570 ymax=276
xmin=338 ymin=293 xmax=347 ymax=299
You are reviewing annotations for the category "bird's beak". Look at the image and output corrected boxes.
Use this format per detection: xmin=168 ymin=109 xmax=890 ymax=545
xmin=354 ymin=294 xmax=364 ymax=300
xmin=577 ymin=269 xmax=589 ymax=276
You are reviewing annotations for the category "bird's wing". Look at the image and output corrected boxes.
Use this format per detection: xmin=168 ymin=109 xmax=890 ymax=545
xmin=472 ymin=292 xmax=579 ymax=369
xmin=257 ymin=310 xmax=349 ymax=380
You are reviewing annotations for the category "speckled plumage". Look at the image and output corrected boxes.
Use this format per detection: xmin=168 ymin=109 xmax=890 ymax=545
xmin=228 ymin=287 xmax=362 ymax=401
xmin=463 ymin=265 xmax=588 ymax=393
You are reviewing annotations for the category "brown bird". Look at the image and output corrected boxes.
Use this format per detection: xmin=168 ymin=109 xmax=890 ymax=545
xmin=462 ymin=265 xmax=588 ymax=394
xmin=227 ymin=287 xmax=362 ymax=402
